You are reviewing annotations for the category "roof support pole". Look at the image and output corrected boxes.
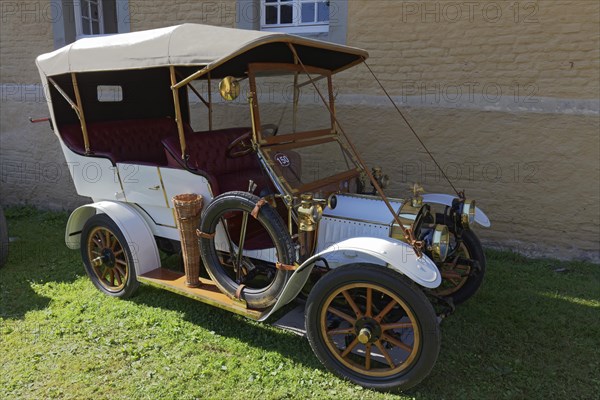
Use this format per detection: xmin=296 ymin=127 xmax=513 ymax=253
xmin=207 ymin=73 xmax=213 ymax=131
xmin=70 ymin=73 xmax=91 ymax=154
xmin=174 ymin=66 xmax=209 ymax=90
xmin=247 ymin=68 xmax=261 ymax=144
xmin=47 ymin=77 xmax=80 ymax=117
xmin=176 ymin=71 xmax=212 ymax=131
xmin=292 ymin=71 xmax=299 ymax=133
xmin=327 ymin=75 xmax=336 ymax=130
xmin=170 ymin=66 xmax=187 ymax=159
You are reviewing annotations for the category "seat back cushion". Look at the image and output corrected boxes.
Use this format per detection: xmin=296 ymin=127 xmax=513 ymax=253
xmin=59 ymin=118 xmax=190 ymax=165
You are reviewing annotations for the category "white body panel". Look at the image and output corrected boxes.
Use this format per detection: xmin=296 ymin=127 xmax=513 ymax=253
xmin=65 ymin=201 xmax=160 ymax=276
xmin=160 ymin=167 xmax=214 ymax=204
xmin=152 ymin=167 xmax=215 ymax=241
xmin=60 ymin=141 xmax=123 ymax=201
xmin=136 ymin=204 xmax=176 ymax=228
xmin=117 ymin=164 xmax=167 ymax=208
xmin=323 ymin=195 xmax=402 ymax=225
xmin=260 ymin=237 xmax=441 ymax=321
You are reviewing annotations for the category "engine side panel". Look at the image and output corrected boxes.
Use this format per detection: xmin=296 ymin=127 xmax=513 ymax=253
xmin=316 ymin=216 xmax=390 ymax=259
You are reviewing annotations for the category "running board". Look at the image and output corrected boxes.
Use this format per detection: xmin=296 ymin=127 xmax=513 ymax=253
xmin=138 ymin=268 xmax=265 ymax=320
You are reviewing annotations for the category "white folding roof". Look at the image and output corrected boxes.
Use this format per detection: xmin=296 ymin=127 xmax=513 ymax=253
xmin=36 ymin=23 xmax=368 ymax=77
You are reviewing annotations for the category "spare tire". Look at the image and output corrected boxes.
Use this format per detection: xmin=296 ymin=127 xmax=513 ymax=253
xmin=199 ymin=191 xmax=295 ymax=309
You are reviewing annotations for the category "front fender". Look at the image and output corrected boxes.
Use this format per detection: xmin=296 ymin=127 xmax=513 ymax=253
xmin=65 ymin=201 xmax=160 ymax=276
xmin=422 ymin=193 xmax=491 ymax=227
xmin=259 ymin=236 xmax=440 ymax=321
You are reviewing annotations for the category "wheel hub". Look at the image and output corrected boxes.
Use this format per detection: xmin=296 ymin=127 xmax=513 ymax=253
xmin=92 ymin=248 xmax=116 ymax=268
xmin=354 ymin=317 xmax=381 ymax=344
xmin=357 ymin=328 xmax=371 ymax=344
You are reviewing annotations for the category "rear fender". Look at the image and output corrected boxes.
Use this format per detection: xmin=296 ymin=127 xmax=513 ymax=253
xmin=65 ymin=201 xmax=160 ymax=276
xmin=259 ymin=236 xmax=440 ymax=321
xmin=422 ymin=193 xmax=491 ymax=227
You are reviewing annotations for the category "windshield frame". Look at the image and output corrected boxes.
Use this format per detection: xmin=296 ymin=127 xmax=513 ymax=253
xmin=248 ymin=62 xmax=361 ymax=196
xmin=248 ymin=62 xmax=335 ymax=144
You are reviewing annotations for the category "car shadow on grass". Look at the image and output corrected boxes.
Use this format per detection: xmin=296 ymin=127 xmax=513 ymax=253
xmin=129 ymin=285 xmax=323 ymax=370
xmin=0 ymin=208 xmax=81 ymax=320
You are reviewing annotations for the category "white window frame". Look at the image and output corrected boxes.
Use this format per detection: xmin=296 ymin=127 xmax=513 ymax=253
xmin=74 ymin=0 xmax=105 ymax=40
xmin=260 ymin=0 xmax=329 ymax=34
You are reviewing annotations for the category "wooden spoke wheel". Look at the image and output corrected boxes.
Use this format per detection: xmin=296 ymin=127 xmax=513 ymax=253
xmin=321 ymin=283 xmax=421 ymax=377
xmin=81 ymin=214 xmax=139 ymax=298
xmin=433 ymin=229 xmax=486 ymax=305
xmin=306 ymin=264 xmax=440 ymax=392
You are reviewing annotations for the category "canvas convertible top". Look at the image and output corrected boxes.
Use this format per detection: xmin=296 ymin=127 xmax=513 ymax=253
xmin=36 ymin=23 xmax=369 ymax=78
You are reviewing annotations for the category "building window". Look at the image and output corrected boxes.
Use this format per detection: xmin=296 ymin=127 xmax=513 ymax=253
xmin=51 ymin=0 xmax=128 ymax=48
xmin=74 ymin=1 xmax=104 ymax=38
xmin=73 ymin=0 xmax=119 ymax=40
xmin=261 ymin=0 xmax=330 ymax=33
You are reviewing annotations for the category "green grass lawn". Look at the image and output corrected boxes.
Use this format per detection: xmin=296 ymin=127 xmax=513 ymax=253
xmin=1 ymin=207 xmax=599 ymax=400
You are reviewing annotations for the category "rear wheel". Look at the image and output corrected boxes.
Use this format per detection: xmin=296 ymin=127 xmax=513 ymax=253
xmin=199 ymin=192 xmax=295 ymax=309
xmin=306 ymin=264 xmax=440 ymax=392
xmin=81 ymin=214 xmax=139 ymax=298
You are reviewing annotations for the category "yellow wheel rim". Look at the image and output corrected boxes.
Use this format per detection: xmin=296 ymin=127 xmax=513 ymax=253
xmin=320 ymin=283 xmax=421 ymax=377
xmin=87 ymin=226 xmax=129 ymax=292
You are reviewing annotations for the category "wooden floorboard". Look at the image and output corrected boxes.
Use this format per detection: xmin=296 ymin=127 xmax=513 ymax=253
xmin=138 ymin=268 xmax=265 ymax=320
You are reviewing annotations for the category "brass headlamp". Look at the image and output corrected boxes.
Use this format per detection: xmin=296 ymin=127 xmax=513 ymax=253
xmin=461 ymin=200 xmax=476 ymax=229
xmin=430 ymin=225 xmax=450 ymax=262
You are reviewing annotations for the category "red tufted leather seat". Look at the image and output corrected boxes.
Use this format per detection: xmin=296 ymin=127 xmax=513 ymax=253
xmin=59 ymin=118 xmax=190 ymax=166
xmin=162 ymin=128 xmax=272 ymax=195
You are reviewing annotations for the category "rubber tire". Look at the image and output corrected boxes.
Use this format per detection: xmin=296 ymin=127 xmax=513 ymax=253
xmin=305 ymin=264 xmax=441 ymax=392
xmin=0 ymin=206 xmax=8 ymax=268
xmin=199 ymin=191 xmax=295 ymax=309
xmin=81 ymin=214 xmax=139 ymax=298
xmin=442 ymin=230 xmax=486 ymax=305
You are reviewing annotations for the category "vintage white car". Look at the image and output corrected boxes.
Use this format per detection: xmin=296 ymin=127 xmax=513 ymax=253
xmin=36 ymin=24 xmax=490 ymax=391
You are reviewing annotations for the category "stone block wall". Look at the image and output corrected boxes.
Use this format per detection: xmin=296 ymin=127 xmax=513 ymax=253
xmin=0 ymin=0 xmax=598 ymax=261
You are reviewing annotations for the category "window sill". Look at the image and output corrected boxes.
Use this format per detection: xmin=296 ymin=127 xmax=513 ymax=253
xmin=75 ymin=33 xmax=118 ymax=41
xmin=261 ymin=25 xmax=329 ymax=34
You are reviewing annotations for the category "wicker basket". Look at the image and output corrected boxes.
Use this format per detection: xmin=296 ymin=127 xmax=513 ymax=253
xmin=172 ymin=193 xmax=203 ymax=288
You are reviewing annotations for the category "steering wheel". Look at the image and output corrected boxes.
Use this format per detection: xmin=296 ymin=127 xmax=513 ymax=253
xmin=226 ymin=131 xmax=254 ymax=158
xmin=226 ymin=125 xmax=280 ymax=158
